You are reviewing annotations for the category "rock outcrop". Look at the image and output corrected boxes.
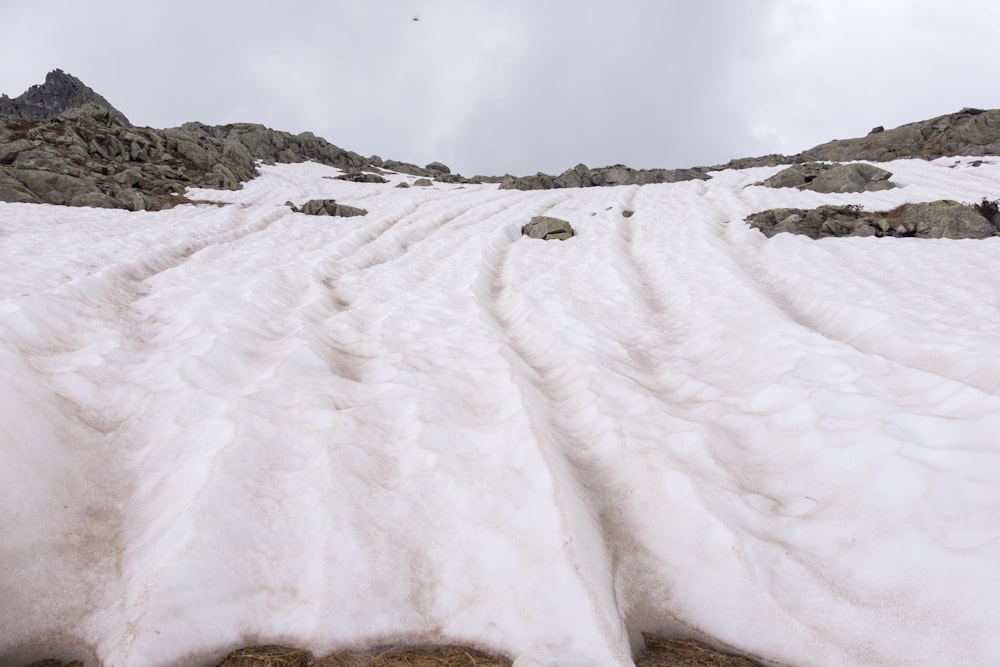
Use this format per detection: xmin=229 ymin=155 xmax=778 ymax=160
xmin=0 ymin=70 xmax=486 ymax=210
xmin=0 ymin=99 xmax=371 ymax=210
xmin=710 ymin=108 xmax=1000 ymax=170
xmin=500 ymin=163 xmax=709 ymax=190
xmin=522 ymin=216 xmax=575 ymax=240
xmin=758 ymin=162 xmax=895 ymax=193
xmin=746 ymin=200 xmax=998 ymax=239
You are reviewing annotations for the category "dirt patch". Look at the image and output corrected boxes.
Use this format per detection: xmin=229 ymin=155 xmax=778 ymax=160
xmin=636 ymin=635 xmax=765 ymax=666
xmin=211 ymin=635 xmax=766 ymax=667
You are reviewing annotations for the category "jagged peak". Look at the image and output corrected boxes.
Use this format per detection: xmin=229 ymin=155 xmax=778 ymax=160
xmin=0 ymin=68 xmax=130 ymax=125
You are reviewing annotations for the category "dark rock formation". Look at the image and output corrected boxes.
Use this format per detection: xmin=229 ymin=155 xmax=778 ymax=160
xmin=0 ymin=69 xmax=130 ymax=125
xmin=746 ymin=200 xmax=997 ymax=240
xmin=290 ymin=199 xmax=368 ymax=217
xmin=500 ymin=163 xmax=709 ymax=191
xmin=758 ymin=162 xmax=895 ymax=193
xmin=522 ymin=216 xmax=575 ymax=240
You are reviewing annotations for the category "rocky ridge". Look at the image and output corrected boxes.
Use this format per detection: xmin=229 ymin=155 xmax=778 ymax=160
xmin=709 ymin=107 xmax=1000 ymax=170
xmin=498 ymin=163 xmax=710 ymax=191
xmin=0 ymin=71 xmax=484 ymax=211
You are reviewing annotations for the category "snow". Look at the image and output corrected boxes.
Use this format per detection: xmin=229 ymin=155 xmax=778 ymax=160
xmin=2 ymin=157 xmax=1000 ymax=667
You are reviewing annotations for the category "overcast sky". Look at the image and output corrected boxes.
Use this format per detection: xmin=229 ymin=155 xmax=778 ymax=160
xmin=3 ymin=1 xmax=999 ymax=176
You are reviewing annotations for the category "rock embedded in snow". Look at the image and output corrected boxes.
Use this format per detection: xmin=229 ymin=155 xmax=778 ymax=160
xmin=894 ymin=200 xmax=997 ymax=239
xmin=746 ymin=200 xmax=998 ymax=239
xmin=333 ymin=170 xmax=388 ymax=183
xmin=522 ymin=215 xmax=575 ymax=240
xmin=413 ymin=178 xmax=433 ymax=186
xmin=758 ymin=162 xmax=895 ymax=193
xmin=292 ymin=199 xmax=368 ymax=217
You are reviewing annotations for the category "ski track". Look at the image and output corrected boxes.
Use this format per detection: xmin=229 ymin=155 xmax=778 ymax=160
xmin=2 ymin=159 xmax=1000 ymax=666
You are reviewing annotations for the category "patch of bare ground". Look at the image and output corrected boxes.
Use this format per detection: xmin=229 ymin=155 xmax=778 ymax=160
xmin=635 ymin=634 xmax=765 ymax=667
xmin=207 ymin=634 xmax=766 ymax=667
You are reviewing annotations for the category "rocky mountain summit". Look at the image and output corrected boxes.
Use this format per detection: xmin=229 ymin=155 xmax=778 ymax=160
xmin=0 ymin=69 xmax=130 ymax=125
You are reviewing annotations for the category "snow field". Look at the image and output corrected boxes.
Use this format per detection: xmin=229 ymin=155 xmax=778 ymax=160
xmin=2 ymin=158 xmax=1000 ymax=666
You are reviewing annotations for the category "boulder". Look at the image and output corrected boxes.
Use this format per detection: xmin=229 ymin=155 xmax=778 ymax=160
xmin=295 ymin=199 xmax=368 ymax=217
xmin=759 ymin=162 xmax=895 ymax=193
xmin=412 ymin=178 xmax=433 ymax=187
xmin=381 ymin=160 xmax=430 ymax=176
xmin=892 ymin=200 xmax=996 ymax=239
xmin=554 ymin=163 xmax=592 ymax=188
xmin=335 ymin=171 xmax=388 ymax=184
xmin=522 ymin=216 xmax=575 ymax=240
xmin=500 ymin=173 xmax=554 ymax=190
xmin=425 ymin=161 xmax=451 ymax=174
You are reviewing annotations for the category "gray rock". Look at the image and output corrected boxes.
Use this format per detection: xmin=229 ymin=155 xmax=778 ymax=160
xmin=67 ymin=190 xmax=118 ymax=209
xmin=13 ymin=148 xmax=82 ymax=175
xmin=759 ymin=162 xmax=895 ymax=193
xmin=501 ymin=164 xmax=709 ymax=190
xmin=413 ymin=178 xmax=433 ymax=187
xmin=381 ymin=160 xmax=430 ymax=176
xmin=425 ymin=161 xmax=451 ymax=174
xmin=554 ymin=163 xmax=592 ymax=188
xmin=295 ymin=199 xmax=368 ymax=217
xmin=745 ymin=201 xmax=996 ymax=240
xmin=895 ymin=200 xmax=996 ymax=239
xmin=114 ymin=168 xmax=143 ymax=187
xmin=500 ymin=173 xmax=555 ymax=190
xmin=0 ymin=138 xmax=35 ymax=164
xmin=112 ymin=186 xmax=147 ymax=211
xmin=0 ymin=170 xmax=40 ymax=203
xmin=11 ymin=169 xmax=104 ymax=206
xmin=522 ymin=216 xmax=575 ymax=240
xmin=335 ymin=171 xmax=388 ymax=184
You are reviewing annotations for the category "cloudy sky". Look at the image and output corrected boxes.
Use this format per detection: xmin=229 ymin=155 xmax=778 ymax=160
xmin=3 ymin=1 xmax=999 ymax=176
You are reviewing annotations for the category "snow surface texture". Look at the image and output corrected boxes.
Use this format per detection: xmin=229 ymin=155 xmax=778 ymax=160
xmin=2 ymin=158 xmax=1000 ymax=667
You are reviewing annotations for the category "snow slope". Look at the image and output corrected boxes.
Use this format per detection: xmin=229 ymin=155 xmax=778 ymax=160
xmin=2 ymin=158 xmax=1000 ymax=667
